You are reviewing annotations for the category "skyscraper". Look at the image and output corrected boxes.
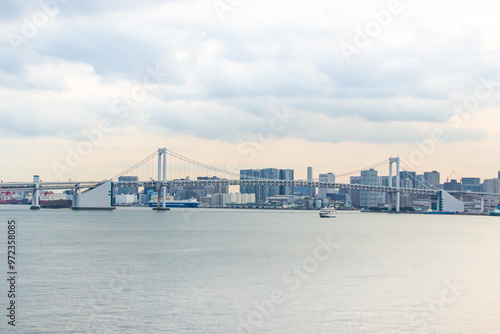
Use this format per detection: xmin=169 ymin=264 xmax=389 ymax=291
xmin=484 ymin=179 xmax=500 ymax=194
xmin=240 ymin=168 xmax=294 ymax=202
xmin=307 ymin=166 xmax=315 ymax=197
xmin=399 ymin=171 xmax=417 ymax=188
xmin=318 ymin=173 xmax=335 ymax=198
xmin=279 ymin=169 xmax=294 ymax=195
xmin=350 ymin=176 xmax=361 ymax=207
xmin=360 ymin=168 xmax=378 ymax=208
xmin=423 ymin=171 xmax=440 ymax=188
xmin=307 ymin=167 xmax=313 ymax=180
xmin=461 ymin=178 xmax=483 ymax=192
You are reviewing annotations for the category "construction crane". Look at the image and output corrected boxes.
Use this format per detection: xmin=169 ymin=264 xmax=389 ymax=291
xmin=446 ymin=170 xmax=462 ymax=182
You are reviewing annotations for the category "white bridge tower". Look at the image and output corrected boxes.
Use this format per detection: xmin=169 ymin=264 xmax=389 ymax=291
xmin=388 ymin=157 xmax=401 ymax=212
xmin=154 ymin=147 xmax=170 ymax=211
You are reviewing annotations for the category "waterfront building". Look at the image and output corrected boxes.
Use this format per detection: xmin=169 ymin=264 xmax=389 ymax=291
xmin=483 ymin=178 xmax=500 ymax=194
xmin=462 ymin=177 xmax=483 ymax=192
xmin=350 ymin=176 xmax=361 ymax=207
xmin=280 ymin=169 xmax=294 ymax=195
xmin=399 ymin=171 xmax=417 ymax=188
xmin=360 ymin=169 xmax=378 ymax=208
xmin=166 ymin=176 xmax=228 ymax=200
xmin=210 ymin=193 xmax=256 ymax=206
xmin=379 ymin=175 xmax=391 ymax=204
xmin=318 ymin=173 xmax=335 ymax=198
xmin=423 ymin=171 xmax=440 ymax=188
xmin=307 ymin=167 xmax=316 ymax=197
xmin=444 ymin=179 xmax=462 ymax=191
xmin=197 ymin=176 xmax=229 ymax=195
xmin=240 ymin=168 xmax=294 ymax=202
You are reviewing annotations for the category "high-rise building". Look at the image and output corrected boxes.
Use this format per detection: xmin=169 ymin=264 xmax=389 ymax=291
xmin=360 ymin=168 xmax=378 ymax=208
xmin=318 ymin=173 xmax=335 ymax=198
xmin=279 ymin=169 xmax=294 ymax=195
xmin=350 ymin=176 xmax=361 ymax=207
xmin=444 ymin=179 xmax=461 ymax=191
xmin=484 ymin=179 xmax=500 ymax=194
xmin=197 ymin=176 xmax=229 ymax=195
xmin=165 ymin=176 xmax=228 ymax=200
xmin=240 ymin=168 xmax=294 ymax=202
xmin=399 ymin=171 xmax=417 ymax=188
xmin=423 ymin=171 xmax=440 ymax=188
xmin=461 ymin=177 xmax=483 ymax=192
xmin=379 ymin=175 xmax=391 ymax=203
xmin=307 ymin=167 xmax=315 ymax=197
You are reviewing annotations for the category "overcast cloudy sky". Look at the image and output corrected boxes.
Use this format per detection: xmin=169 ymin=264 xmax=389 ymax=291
xmin=1 ymin=0 xmax=500 ymax=181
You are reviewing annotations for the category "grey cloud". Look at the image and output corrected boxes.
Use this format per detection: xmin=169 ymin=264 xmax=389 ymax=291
xmin=0 ymin=0 xmax=498 ymax=146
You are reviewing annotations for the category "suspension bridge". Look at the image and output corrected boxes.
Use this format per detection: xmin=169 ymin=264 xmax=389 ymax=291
xmin=0 ymin=147 xmax=487 ymax=212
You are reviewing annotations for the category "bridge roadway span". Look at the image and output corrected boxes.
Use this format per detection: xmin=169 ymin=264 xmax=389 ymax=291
xmin=0 ymin=180 xmax=438 ymax=195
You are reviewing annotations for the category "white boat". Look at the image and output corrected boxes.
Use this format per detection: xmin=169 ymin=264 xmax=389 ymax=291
xmin=319 ymin=206 xmax=336 ymax=218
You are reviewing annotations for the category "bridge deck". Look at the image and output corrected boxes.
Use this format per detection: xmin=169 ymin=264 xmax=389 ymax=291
xmin=1 ymin=179 xmax=438 ymax=195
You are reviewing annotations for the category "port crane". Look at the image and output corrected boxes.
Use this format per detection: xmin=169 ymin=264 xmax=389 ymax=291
xmin=446 ymin=170 xmax=462 ymax=182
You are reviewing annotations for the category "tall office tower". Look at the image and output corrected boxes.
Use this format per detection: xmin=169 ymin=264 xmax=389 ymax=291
xmin=240 ymin=168 xmax=294 ymax=202
xmin=259 ymin=168 xmax=280 ymax=201
xmin=279 ymin=169 xmax=294 ymax=195
xmin=197 ymin=176 xmax=229 ymax=196
xmin=360 ymin=168 xmax=378 ymax=208
xmin=350 ymin=176 xmax=361 ymax=207
xmin=307 ymin=166 xmax=316 ymax=197
xmin=307 ymin=167 xmax=313 ymax=180
xmin=240 ymin=169 xmax=259 ymax=198
xmin=399 ymin=171 xmax=417 ymax=188
xmin=318 ymin=173 xmax=335 ymax=198
xmin=483 ymin=179 xmax=500 ymax=194
xmin=379 ymin=175 xmax=391 ymax=204
xmin=423 ymin=171 xmax=440 ymax=188
xmin=444 ymin=179 xmax=461 ymax=191
xmin=461 ymin=178 xmax=483 ymax=192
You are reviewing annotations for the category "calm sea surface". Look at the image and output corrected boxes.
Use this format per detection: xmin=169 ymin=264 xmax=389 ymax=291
xmin=1 ymin=205 xmax=499 ymax=333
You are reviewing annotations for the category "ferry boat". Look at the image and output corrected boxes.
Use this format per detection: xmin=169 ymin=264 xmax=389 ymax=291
xmin=490 ymin=205 xmax=500 ymax=216
xmin=319 ymin=206 xmax=336 ymax=218
xmin=148 ymin=198 xmax=199 ymax=208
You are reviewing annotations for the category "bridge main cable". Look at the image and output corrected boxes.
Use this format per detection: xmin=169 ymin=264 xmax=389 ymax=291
xmin=109 ymin=150 xmax=159 ymax=181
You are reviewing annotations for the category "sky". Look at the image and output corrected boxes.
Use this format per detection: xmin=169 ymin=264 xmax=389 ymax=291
xmin=1 ymin=0 xmax=500 ymax=182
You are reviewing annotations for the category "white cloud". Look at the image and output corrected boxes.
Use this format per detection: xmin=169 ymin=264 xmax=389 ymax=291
xmin=1 ymin=0 xmax=500 ymax=179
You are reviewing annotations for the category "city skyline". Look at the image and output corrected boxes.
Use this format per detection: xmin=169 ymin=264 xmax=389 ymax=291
xmin=1 ymin=1 xmax=500 ymax=181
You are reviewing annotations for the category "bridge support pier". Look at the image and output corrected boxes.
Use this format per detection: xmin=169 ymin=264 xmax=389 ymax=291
xmin=154 ymin=147 xmax=170 ymax=211
xmin=30 ymin=175 xmax=40 ymax=210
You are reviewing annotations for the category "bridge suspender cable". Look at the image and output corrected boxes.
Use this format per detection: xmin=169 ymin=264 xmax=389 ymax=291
xmin=333 ymin=159 xmax=388 ymax=179
xmin=109 ymin=150 xmax=159 ymax=181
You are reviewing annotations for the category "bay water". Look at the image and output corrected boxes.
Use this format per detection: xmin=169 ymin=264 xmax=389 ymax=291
xmin=1 ymin=206 xmax=499 ymax=333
